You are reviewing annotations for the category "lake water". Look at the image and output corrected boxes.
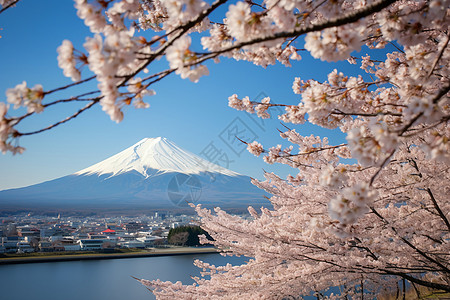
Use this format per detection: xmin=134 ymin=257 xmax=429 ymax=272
xmin=0 ymin=254 xmax=247 ymax=300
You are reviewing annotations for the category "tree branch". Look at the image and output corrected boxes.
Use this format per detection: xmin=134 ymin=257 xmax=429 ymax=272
xmin=381 ymin=270 xmax=450 ymax=292
xmin=426 ymin=188 xmax=450 ymax=232
xmin=0 ymin=0 xmax=19 ymax=14
xmin=18 ymin=100 xmax=98 ymax=136
xmin=44 ymin=75 xmax=96 ymax=96
xmin=370 ymin=208 xmax=450 ymax=274
xmin=399 ymin=83 xmax=450 ymax=136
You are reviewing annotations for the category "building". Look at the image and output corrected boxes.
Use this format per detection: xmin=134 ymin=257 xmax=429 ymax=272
xmin=120 ymin=240 xmax=145 ymax=249
xmin=61 ymin=243 xmax=81 ymax=251
xmin=39 ymin=241 xmax=53 ymax=252
xmin=101 ymin=228 xmax=116 ymax=235
xmin=17 ymin=228 xmax=40 ymax=238
xmin=1 ymin=237 xmax=19 ymax=253
xmin=17 ymin=241 xmax=34 ymax=253
xmin=136 ymin=236 xmax=162 ymax=248
xmin=123 ymin=222 xmax=147 ymax=233
xmin=77 ymin=239 xmax=104 ymax=250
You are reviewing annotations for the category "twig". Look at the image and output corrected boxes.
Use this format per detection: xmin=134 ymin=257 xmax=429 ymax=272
xmin=399 ymin=83 xmax=450 ymax=136
xmin=426 ymin=188 xmax=450 ymax=232
xmin=18 ymin=100 xmax=98 ymax=136
xmin=427 ymin=32 xmax=450 ymax=78
xmin=44 ymin=76 xmax=96 ymax=95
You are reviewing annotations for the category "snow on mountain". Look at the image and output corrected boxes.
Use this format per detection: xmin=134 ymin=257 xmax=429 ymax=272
xmin=75 ymin=137 xmax=239 ymax=178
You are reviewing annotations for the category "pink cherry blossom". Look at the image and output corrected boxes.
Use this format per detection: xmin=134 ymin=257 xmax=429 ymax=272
xmin=1 ymin=0 xmax=449 ymax=297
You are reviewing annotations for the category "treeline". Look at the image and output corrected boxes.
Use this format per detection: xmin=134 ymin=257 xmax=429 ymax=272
xmin=167 ymin=225 xmax=213 ymax=247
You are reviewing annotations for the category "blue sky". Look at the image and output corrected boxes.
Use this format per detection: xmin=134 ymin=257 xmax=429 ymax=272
xmin=0 ymin=0 xmax=366 ymax=190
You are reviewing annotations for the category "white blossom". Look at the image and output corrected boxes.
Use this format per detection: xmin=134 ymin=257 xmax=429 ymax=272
xmin=166 ymin=36 xmax=209 ymax=82
xmin=329 ymin=183 xmax=376 ymax=225
xmin=75 ymin=0 xmax=107 ymax=33
xmin=57 ymin=40 xmax=81 ymax=82
xmin=6 ymin=81 xmax=44 ymax=113
xmin=247 ymin=141 xmax=264 ymax=156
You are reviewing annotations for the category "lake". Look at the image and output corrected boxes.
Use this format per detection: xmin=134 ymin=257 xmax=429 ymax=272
xmin=0 ymin=253 xmax=247 ymax=300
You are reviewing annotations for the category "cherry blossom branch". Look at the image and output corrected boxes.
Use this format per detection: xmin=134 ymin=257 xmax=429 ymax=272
xmin=370 ymin=207 xmax=450 ymax=274
xmin=332 ymin=110 xmax=402 ymax=117
xmin=11 ymin=94 xmax=98 ymax=128
xmin=388 ymin=41 xmax=404 ymax=54
xmin=427 ymin=31 xmax=450 ymax=78
xmin=399 ymin=83 xmax=450 ymax=136
xmin=117 ymin=0 xmax=228 ymax=87
xmin=0 ymin=0 xmax=19 ymax=14
xmin=142 ymin=68 xmax=176 ymax=86
xmin=368 ymin=149 xmax=396 ymax=186
xmin=11 ymin=68 xmax=175 ymax=137
xmin=383 ymin=264 xmax=445 ymax=273
xmin=380 ymin=270 xmax=450 ymax=292
xmin=43 ymin=96 xmax=98 ymax=108
xmin=18 ymin=100 xmax=98 ymax=136
xmin=401 ymin=115 xmax=450 ymax=137
xmin=426 ymin=188 xmax=450 ymax=233
xmin=348 ymin=243 xmax=378 ymax=261
xmin=198 ymin=0 xmax=397 ymax=59
xmin=241 ymin=135 xmax=348 ymax=158
xmin=409 ymin=159 xmax=450 ymax=232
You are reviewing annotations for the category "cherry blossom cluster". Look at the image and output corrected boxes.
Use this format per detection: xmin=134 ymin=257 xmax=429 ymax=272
xmin=346 ymin=122 xmax=399 ymax=167
xmin=75 ymin=0 xmax=108 ymax=33
xmin=246 ymin=141 xmax=264 ymax=157
xmin=318 ymin=164 xmax=348 ymax=189
xmin=83 ymin=30 xmax=149 ymax=122
xmin=162 ymin=0 xmax=208 ymax=27
xmin=126 ymin=77 xmax=155 ymax=108
xmin=228 ymin=94 xmax=272 ymax=118
xmin=0 ymin=103 xmax=23 ymax=154
xmin=6 ymin=81 xmax=44 ymax=114
xmin=57 ymin=40 xmax=82 ymax=82
xmin=166 ymin=36 xmax=210 ymax=82
xmin=200 ymin=0 xmax=304 ymax=67
xmin=1 ymin=0 xmax=450 ymax=298
xmin=328 ymin=183 xmax=377 ymax=226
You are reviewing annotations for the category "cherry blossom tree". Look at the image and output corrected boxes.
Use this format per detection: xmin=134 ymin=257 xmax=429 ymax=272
xmin=1 ymin=0 xmax=449 ymax=298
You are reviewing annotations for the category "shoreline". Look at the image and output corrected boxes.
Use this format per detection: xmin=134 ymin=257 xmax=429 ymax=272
xmin=0 ymin=247 xmax=219 ymax=265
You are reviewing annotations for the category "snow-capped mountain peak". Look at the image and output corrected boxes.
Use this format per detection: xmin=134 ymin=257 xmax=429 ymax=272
xmin=0 ymin=137 xmax=269 ymax=212
xmin=74 ymin=137 xmax=240 ymax=178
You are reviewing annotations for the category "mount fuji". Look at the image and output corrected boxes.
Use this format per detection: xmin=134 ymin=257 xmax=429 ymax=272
xmin=0 ymin=137 xmax=269 ymax=213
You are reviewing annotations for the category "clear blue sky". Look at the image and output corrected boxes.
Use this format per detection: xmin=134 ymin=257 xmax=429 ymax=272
xmin=0 ymin=0 xmax=367 ymax=191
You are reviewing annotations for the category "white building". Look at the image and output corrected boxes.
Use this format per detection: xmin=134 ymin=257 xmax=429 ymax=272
xmin=119 ymin=240 xmax=145 ymax=249
xmin=136 ymin=236 xmax=162 ymax=247
xmin=77 ymin=239 xmax=104 ymax=250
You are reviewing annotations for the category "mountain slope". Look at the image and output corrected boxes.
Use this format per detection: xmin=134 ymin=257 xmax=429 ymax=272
xmin=0 ymin=138 xmax=269 ymax=212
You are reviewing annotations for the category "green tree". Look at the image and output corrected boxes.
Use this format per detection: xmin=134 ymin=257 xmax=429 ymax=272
xmin=167 ymin=226 xmax=212 ymax=246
